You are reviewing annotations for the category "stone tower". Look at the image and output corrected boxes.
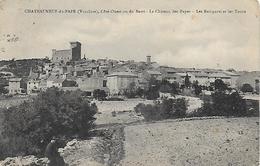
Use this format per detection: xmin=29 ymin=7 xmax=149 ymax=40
xmin=70 ymin=41 xmax=81 ymax=61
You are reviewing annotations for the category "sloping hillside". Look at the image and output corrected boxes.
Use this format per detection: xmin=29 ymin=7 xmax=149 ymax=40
xmin=121 ymin=117 xmax=259 ymax=166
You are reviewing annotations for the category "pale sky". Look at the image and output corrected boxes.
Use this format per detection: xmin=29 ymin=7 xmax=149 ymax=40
xmin=0 ymin=0 xmax=259 ymax=71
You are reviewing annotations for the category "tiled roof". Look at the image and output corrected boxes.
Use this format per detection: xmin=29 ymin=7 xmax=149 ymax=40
xmin=47 ymin=75 xmax=65 ymax=83
xmin=53 ymin=78 xmax=65 ymax=83
xmin=107 ymin=72 xmax=138 ymax=77
xmin=160 ymin=67 xmax=177 ymax=73
xmin=9 ymin=78 xmax=22 ymax=82
xmin=146 ymin=70 xmax=161 ymax=75
xmin=223 ymin=71 xmax=240 ymax=76
xmin=209 ymin=72 xmax=230 ymax=78
xmin=176 ymin=73 xmax=193 ymax=77
xmin=192 ymin=72 xmax=208 ymax=77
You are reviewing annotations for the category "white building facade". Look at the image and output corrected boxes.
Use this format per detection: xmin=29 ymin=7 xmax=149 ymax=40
xmin=107 ymin=72 xmax=138 ymax=95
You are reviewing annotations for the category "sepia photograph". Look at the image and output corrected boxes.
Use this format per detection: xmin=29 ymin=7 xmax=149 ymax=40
xmin=0 ymin=0 xmax=259 ymax=165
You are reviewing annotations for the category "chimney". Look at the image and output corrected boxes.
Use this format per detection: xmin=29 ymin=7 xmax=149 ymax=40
xmin=147 ymin=55 xmax=151 ymax=65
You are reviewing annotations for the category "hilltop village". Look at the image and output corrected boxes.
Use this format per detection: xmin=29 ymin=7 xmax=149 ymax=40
xmin=0 ymin=42 xmax=259 ymax=166
xmin=2 ymin=41 xmax=260 ymax=96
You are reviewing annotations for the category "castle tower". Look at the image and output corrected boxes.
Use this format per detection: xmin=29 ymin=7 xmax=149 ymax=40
xmin=70 ymin=41 xmax=81 ymax=61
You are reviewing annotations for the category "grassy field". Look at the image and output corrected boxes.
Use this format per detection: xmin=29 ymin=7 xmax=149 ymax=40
xmin=95 ymin=99 xmax=154 ymax=125
xmin=120 ymin=117 xmax=259 ymax=166
xmin=94 ymin=96 xmax=202 ymax=126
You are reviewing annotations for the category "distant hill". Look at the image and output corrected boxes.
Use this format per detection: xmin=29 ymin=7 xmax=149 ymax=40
xmin=0 ymin=58 xmax=50 ymax=77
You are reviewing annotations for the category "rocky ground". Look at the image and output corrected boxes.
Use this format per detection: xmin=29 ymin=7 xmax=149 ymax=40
xmin=0 ymin=155 xmax=48 ymax=166
xmin=59 ymin=126 xmax=125 ymax=166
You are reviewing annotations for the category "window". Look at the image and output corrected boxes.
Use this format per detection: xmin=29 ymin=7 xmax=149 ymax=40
xmin=103 ymin=80 xmax=107 ymax=87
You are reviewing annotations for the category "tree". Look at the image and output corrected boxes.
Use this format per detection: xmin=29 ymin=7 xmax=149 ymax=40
xmin=62 ymin=80 xmax=77 ymax=87
xmin=214 ymin=79 xmax=228 ymax=91
xmin=145 ymin=77 xmax=160 ymax=100
xmin=0 ymin=78 xmax=8 ymax=94
xmin=20 ymin=78 xmax=27 ymax=92
xmin=170 ymin=82 xmax=180 ymax=95
xmin=159 ymin=79 xmax=171 ymax=93
xmin=192 ymin=81 xmax=202 ymax=96
xmin=134 ymin=98 xmax=187 ymax=121
xmin=93 ymin=89 xmax=107 ymax=100
xmin=255 ymin=80 xmax=259 ymax=94
xmin=124 ymin=82 xmax=138 ymax=98
xmin=159 ymin=84 xmax=172 ymax=93
xmin=184 ymin=74 xmax=191 ymax=88
xmin=136 ymin=87 xmax=145 ymax=98
xmin=1 ymin=88 xmax=97 ymax=158
xmin=193 ymin=90 xmax=247 ymax=117
xmin=241 ymin=83 xmax=253 ymax=93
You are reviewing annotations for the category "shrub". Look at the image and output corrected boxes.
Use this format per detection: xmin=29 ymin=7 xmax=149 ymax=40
xmin=134 ymin=98 xmax=187 ymax=121
xmin=159 ymin=84 xmax=172 ymax=93
xmin=62 ymin=79 xmax=78 ymax=87
xmin=0 ymin=78 xmax=8 ymax=94
xmin=145 ymin=89 xmax=160 ymax=100
xmin=191 ymin=91 xmax=249 ymax=117
xmin=123 ymin=82 xmax=139 ymax=98
xmin=144 ymin=77 xmax=160 ymax=100
xmin=0 ymin=87 xmax=97 ymax=158
xmin=93 ymin=89 xmax=107 ymax=100
xmin=173 ymin=98 xmax=187 ymax=118
xmin=213 ymin=91 xmax=247 ymax=116
xmin=241 ymin=83 xmax=253 ymax=93
xmin=192 ymin=81 xmax=202 ymax=96
xmin=184 ymin=74 xmax=191 ymax=88
xmin=134 ymin=103 xmax=163 ymax=121
xmin=111 ymin=111 xmax=117 ymax=117
xmin=245 ymin=99 xmax=259 ymax=117
xmin=136 ymin=88 xmax=145 ymax=98
xmin=160 ymin=79 xmax=180 ymax=95
xmin=214 ymin=79 xmax=228 ymax=91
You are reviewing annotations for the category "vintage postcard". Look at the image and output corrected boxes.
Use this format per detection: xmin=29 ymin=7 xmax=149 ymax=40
xmin=0 ymin=0 xmax=259 ymax=165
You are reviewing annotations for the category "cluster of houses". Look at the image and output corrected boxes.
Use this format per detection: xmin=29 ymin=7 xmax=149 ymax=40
xmin=7 ymin=41 xmax=260 ymax=96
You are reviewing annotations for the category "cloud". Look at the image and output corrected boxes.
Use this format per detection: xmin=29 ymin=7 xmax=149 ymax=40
xmin=154 ymin=40 xmax=259 ymax=70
